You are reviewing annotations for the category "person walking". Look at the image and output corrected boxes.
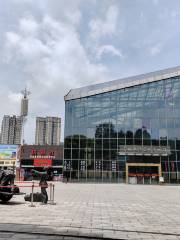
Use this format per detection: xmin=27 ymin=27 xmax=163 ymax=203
xmin=32 ymin=167 xmax=50 ymax=204
xmin=63 ymin=171 xmax=69 ymax=183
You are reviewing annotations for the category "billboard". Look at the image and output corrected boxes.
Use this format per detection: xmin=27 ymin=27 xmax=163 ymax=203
xmin=0 ymin=145 xmax=19 ymax=160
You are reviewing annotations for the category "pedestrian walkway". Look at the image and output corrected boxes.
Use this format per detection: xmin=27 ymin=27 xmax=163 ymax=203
xmin=0 ymin=183 xmax=180 ymax=239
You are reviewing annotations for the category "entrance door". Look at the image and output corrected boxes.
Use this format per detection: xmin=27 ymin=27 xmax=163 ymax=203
xmin=137 ymin=176 xmax=144 ymax=184
xmin=126 ymin=163 xmax=162 ymax=184
xmin=151 ymin=176 xmax=159 ymax=184
xmin=144 ymin=176 xmax=151 ymax=184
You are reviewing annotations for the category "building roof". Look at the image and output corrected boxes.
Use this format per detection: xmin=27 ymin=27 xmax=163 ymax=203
xmin=64 ymin=66 xmax=180 ymax=101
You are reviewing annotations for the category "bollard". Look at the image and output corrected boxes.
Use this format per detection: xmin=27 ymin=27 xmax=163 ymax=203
xmin=50 ymin=184 xmax=56 ymax=205
xmin=52 ymin=184 xmax=56 ymax=205
xmin=29 ymin=181 xmax=35 ymax=207
xmin=49 ymin=183 xmax=52 ymax=204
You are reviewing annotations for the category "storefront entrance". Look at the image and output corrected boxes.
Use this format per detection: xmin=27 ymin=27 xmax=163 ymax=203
xmin=126 ymin=163 xmax=162 ymax=184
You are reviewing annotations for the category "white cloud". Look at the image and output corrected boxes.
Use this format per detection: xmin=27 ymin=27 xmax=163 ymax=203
xmin=89 ymin=5 xmax=119 ymax=41
xmin=96 ymin=45 xmax=123 ymax=59
xmin=6 ymin=32 xmax=21 ymax=46
xmin=3 ymin=14 xmax=108 ymax=142
xmin=5 ymin=31 xmax=50 ymax=62
xmin=0 ymin=89 xmax=21 ymax=117
xmin=64 ymin=7 xmax=82 ymax=25
xmin=19 ymin=16 xmax=39 ymax=36
xmin=87 ymin=5 xmax=122 ymax=63
xmin=8 ymin=92 xmax=22 ymax=104
xmin=1 ymin=0 xmax=180 ymax=143
xmin=5 ymin=15 xmax=107 ymax=85
xmin=149 ymin=43 xmax=162 ymax=56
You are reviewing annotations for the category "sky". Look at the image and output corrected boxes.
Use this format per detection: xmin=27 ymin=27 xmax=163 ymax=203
xmin=0 ymin=0 xmax=180 ymax=143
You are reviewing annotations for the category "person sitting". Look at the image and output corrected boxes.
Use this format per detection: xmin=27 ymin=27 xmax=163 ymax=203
xmin=0 ymin=168 xmax=14 ymax=186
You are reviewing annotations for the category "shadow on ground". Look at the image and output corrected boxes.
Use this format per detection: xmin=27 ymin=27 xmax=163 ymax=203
xmin=0 ymin=223 xmax=106 ymax=240
xmin=0 ymin=201 xmax=26 ymax=206
xmin=0 ymin=201 xmax=25 ymax=206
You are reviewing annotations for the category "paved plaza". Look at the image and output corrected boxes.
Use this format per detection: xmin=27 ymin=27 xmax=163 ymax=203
xmin=0 ymin=183 xmax=180 ymax=239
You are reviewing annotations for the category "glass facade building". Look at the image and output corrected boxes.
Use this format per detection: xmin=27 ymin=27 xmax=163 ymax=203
xmin=64 ymin=67 xmax=180 ymax=183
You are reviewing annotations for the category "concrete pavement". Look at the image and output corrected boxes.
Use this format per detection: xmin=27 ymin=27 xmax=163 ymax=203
xmin=0 ymin=183 xmax=180 ymax=239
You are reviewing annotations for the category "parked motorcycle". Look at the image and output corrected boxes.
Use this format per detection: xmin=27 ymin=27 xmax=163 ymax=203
xmin=0 ymin=169 xmax=20 ymax=203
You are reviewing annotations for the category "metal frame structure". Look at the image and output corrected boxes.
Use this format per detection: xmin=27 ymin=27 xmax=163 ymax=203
xmin=65 ymin=66 xmax=180 ymax=100
xmin=64 ymin=66 xmax=180 ymax=183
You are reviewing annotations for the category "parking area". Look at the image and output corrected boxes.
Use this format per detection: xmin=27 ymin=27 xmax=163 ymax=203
xmin=0 ymin=183 xmax=180 ymax=239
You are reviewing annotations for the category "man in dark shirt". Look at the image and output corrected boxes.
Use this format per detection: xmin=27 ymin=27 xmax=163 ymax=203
xmin=32 ymin=168 xmax=49 ymax=204
xmin=0 ymin=168 xmax=14 ymax=186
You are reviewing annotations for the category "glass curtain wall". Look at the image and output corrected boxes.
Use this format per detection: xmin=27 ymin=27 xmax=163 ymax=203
xmin=64 ymin=77 xmax=180 ymax=183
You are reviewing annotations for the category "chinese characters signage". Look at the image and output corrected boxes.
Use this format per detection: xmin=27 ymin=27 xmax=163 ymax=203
xmin=30 ymin=148 xmax=55 ymax=159
xmin=119 ymin=145 xmax=171 ymax=156
xmin=95 ymin=160 xmax=101 ymax=170
xmin=64 ymin=160 xmax=72 ymax=170
xmin=111 ymin=161 xmax=116 ymax=172
xmin=80 ymin=160 xmax=86 ymax=171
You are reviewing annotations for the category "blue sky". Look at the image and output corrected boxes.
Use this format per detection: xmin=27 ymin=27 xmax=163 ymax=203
xmin=0 ymin=0 xmax=180 ymax=143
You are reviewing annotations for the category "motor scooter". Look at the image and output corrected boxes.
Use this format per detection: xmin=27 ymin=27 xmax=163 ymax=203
xmin=0 ymin=169 xmax=21 ymax=203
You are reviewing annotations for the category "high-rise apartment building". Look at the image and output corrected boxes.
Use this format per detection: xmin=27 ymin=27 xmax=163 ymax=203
xmin=35 ymin=117 xmax=46 ymax=145
xmin=0 ymin=115 xmax=23 ymax=144
xmin=35 ymin=117 xmax=61 ymax=145
xmin=0 ymin=88 xmax=30 ymax=145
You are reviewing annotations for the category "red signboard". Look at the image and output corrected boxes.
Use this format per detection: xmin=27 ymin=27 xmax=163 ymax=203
xmin=34 ymin=158 xmax=52 ymax=167
xmin=128 ymin=173 xmax=159 ymax=177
